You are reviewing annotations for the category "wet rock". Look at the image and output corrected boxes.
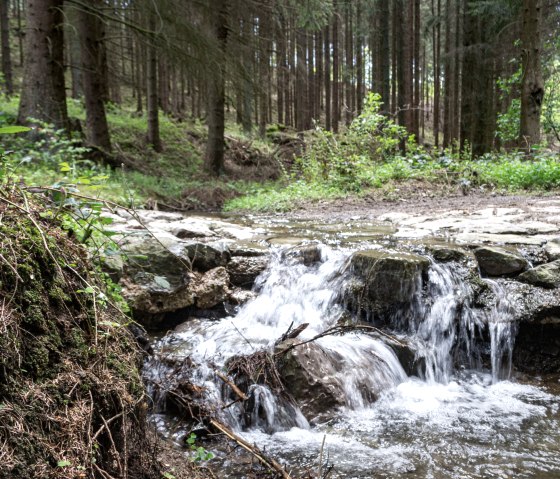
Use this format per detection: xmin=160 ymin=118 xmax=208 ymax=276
xmin=281 ymin=243 xmax=322 ymax=266
xmin=497 ymin=279 xmax=560 ymax=320
xmin=473 ymin=246 xmax=529 ymax=276
xmin=227 ymin=256 xmax=269 ymax=287
xmin=100 ymin=252 xmax=124 ymax=281
xmin=192 ymin=267 xmax=231 ymax=309
xmin=182 ymin=240 xmax=230 ymax=271
xmin=228 ymin=287 xmax=258 ymax=306
xmin=229 ymin=241 xmax=269 ymax=257
xmin=426 ymin=244 xmax=471 ymax=263
xmin=519 ymin=245 xmax=549 ymax=266
xmin=274 ymin=339 xmax=347 ymax=421
xmin=518 ymin=260 xmax=560 ymax=289
xmin=120 ymin=233 xmax=191 ymax=281
xmin=120 ymin=233 xmax=229 ymax=277
xmin=544 ymin=238 xmax=560 ymax=261
xmin=514 ymin=322 xmax=560 ymax=373
xmin=346 ymin=250 xmax=430 ymax=318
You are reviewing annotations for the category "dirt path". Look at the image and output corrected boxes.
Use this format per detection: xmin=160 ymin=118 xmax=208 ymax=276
xmin=289 ymin=190 xmax=560 ymax=225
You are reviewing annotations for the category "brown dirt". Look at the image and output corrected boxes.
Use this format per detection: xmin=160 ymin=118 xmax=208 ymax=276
xmin=287 ymin=183 xmax=560 ymax=223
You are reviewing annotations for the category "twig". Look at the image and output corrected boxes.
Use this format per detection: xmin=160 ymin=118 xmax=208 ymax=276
xmin=215 ymin=371 xmax=248 ymax=401
xmin=317 ymin=434 xmax=326 ymax=479
xmin=209 ymin=418 xmax=292 ymax=479
xmin=275 ymin=324 xmax=405 ymax=357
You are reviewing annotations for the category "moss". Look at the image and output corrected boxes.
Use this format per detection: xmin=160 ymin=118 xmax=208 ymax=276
xmin=0 ymin=191 xmax=161 ymax=479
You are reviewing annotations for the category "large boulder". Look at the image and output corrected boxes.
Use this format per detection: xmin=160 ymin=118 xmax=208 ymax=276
xmin=518 ymin=260 xmax=560 ymax=289
xmin=122 ymin=267 xmax=231 ymax=328
xmin=275 ymin=337 xmax=406 ymax=422
xmin=192 ymin=267 xmax=231 ymax=309
xmin=275 ymin=339 xmax=346 ymax=421
xmin=473 ymin=246 xmax=529 ymax=276
xmin=120 ymin=233 xmax=229 ymax=279
xmin=345 ymin=250 xmax=430 ymax=318
xmin=494 ymin=279 xmax=560 ymax=373
xmin=281 ymin=243 xmax=322 ymax=266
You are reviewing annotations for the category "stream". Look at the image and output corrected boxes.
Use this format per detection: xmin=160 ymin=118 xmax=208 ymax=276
xmin=140 ymin=216 xmax=560 ymax=478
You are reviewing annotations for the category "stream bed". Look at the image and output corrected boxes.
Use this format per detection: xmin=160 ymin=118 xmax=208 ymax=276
xmin=136 ymin=213 xmax=560 ymax=478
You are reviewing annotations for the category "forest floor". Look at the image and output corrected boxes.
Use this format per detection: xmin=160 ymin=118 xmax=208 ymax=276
xmin=287 ymin=187 xmax=560 ymax=222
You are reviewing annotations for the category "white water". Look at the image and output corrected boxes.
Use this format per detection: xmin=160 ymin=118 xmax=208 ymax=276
xmin=147 ymin=242 xmax=560 ymax=478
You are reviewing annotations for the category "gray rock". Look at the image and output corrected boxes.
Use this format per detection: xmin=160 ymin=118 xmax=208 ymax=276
xmin=426 ymin=244 xmax=470 ymax=263
xmin=227 ymin=256 xmax=269 ymax=287
xmin=193 ymin=267 xmax=231 ymax=309
xmin=122 ymin=272 xmax=196 ymax=325
xmin=473 ymin=246 xmax=529 ymax=276
xmin=229 ymin=241 xmax=269 ymax=257
xmin=544 ymin=238 xmax=560 ymax=261
xmin=275 ymin=339 xmax=346 ymax=421
xmin=518 ymin=260 xmax=560 ymax=289
xmin=281 ymin=243 xmax=322 ymax=266
xmin=347 ymin=251 xmax=430 ymax=316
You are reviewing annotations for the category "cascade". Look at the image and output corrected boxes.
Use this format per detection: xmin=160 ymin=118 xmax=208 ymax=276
xmin=146 ymin=242 xmax=560 ymax=478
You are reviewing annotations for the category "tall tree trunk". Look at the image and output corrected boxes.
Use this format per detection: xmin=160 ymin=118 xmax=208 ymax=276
xmin=77 ymin=0 xmax=111 ymax=152
xmin=146 ymin=13 xmax=161 ymax=152
xmin=324 ymin=25 xmax=331 ymax=130
xmin=204 ymin=0 xmax=228 ymax=175
xmin=380 ymin=0 xmax=391 ymax=112
xmin=413 ymin=0 xmax=421 ymax=138
xmin=66 ymin=3 xmax=82 ymax=99
xmin=443 ymin=0 xmax=452 ymax=147
xmin=0 ymin=0 xmax=13 ymax=95
xmin=432 ymin=0 xmax=441 ymax=147
xmin=519 ymin=0 xmax=543 ymax=148
xmin=356 ymin=0 xmax=363 ymax=114
xmin=332 ymin=0 xmax=340 ymax=132
xmin=18 ymin=0 xmax=68 ymax=130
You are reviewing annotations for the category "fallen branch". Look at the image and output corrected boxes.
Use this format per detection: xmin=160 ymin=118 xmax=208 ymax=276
xmin=275 ymin=324 xmax=405 ymax=357
xmin=215 ymin=371 xmax=249 ymax=401
xmin=209 ymin=419 xmax=292 ymax=479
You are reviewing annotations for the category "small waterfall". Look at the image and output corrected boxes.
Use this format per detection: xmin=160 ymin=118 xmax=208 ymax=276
xmin=384 ymin=260 xmax=516 ymax=384
xmin=146 ymin=243 xmax=521 ymax=438
xmin=485 ymin=279 xmax=517 ymax=383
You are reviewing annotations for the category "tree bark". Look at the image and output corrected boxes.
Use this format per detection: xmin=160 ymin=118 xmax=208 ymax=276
xmin=519 ymin=0 xmax=543 ymax=148
xmin=0 ymin=0 xmax=13 ymax=95
xmin=18 ymin=0 xmax=68 ymax=130
xmin=77 ymin=0 xmax=112 ymax=152
xmin=204 ymin=0 xmax=228 ymax=175
xmin=146 ymin=13 xmax=161 ymax=152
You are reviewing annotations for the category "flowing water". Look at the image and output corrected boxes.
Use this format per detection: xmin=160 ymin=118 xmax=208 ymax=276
xmin=146 ymin=242 xmax=560 ymax=478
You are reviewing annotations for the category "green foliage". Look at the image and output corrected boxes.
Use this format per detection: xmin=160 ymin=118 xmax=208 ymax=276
xmin=295 ymin=93 xmax=408 ymax=192
xmin=496 ymin=68 xmax=522 ymax=144
xmin=186 ymin=433 xmax=214 ymax=462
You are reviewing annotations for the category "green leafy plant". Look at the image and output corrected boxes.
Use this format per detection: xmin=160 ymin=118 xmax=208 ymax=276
xmin=186 ymin=433 xmax=214 ymax=462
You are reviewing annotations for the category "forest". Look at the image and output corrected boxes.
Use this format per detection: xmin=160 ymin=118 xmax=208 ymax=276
xmin=0 ymin=0 xmax=558 ymax=209
xmin=1 ymin=1 xmax=560 ymax=479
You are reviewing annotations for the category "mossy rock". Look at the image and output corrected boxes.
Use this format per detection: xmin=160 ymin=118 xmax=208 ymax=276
xmin=518 ymin=260 xmax=560 ymax=289
xmin=347 ymin=250 xmax=430 ymax=317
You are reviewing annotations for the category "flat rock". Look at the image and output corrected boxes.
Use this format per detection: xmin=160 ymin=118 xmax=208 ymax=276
xmin=474 ymin=246 xmax=529 ymax=276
